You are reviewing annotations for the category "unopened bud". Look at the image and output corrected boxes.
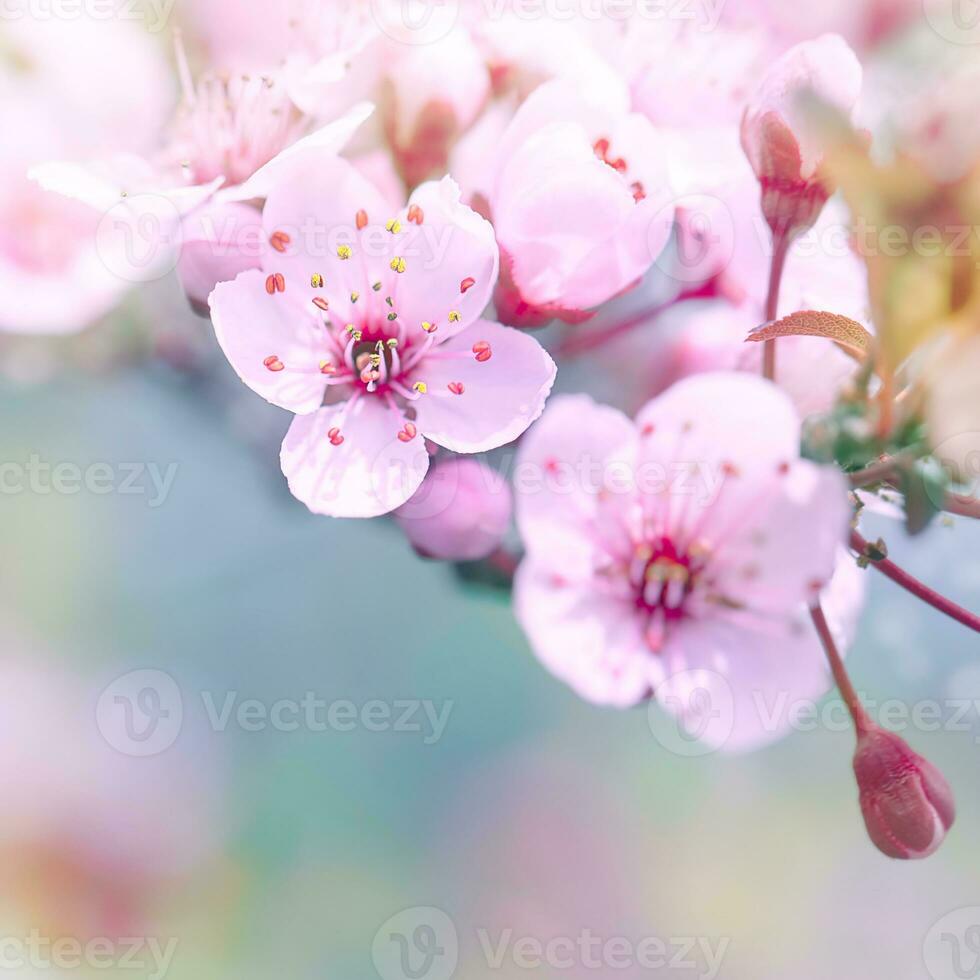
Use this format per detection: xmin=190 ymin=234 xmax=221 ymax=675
xmin=394 ymin=458 xmax=512 ymax=562
xmin=853 ymin=725 xmax=955 ymax=860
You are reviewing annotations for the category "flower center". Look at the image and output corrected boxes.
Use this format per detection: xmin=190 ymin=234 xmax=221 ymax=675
xmin=629 ymin=537 xmax=708 ymax=651
xmin=171 ymin=57 xmax=306 ymax=186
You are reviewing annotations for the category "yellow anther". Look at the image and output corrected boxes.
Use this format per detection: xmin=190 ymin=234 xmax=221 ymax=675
xmin=390 ymin=256 xmax=406 ymax=274
xmin=448 ymin=310 xmax=461 ymax=322
xmin=311 ymin=273 xmax=324 ymax=288
xmin=337 ymin=245 xmax=352 ymax=260
xmin=421 ymin=321 xmax=437 ymax=333
xmin=413 ymin=381 xmax=428 ymax=394
xmin=385 ymin=219 xmax=401 ymax=234
xmin=350 ymin=291 xmax=359 ymax=303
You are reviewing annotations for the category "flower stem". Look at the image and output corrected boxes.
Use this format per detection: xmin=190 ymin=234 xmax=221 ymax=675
xmin=850 ymin=529 xmax=980 ymax=633
xmin=810 ymin=601 xmax=872 ymax=736
xmin=762 ymin=234 xmax=790 ymax=381
xmin=847 ymin=455 xmax=980 ymax=519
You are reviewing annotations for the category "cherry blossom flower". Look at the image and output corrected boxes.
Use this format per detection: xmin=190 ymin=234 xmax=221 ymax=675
xmin=487 ymin=77 xmax=675 ymax=327
xmin=741 ymin=34 xmax=862 ymax=241
xmin=209 ymin=156 xmax=556 ymax=518
xmin=514 ymin=376 xmax=862 ymax=751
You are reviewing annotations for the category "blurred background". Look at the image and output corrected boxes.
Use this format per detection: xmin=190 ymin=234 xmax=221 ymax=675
xmin=2 ymin=1 xmax=980 ymax=978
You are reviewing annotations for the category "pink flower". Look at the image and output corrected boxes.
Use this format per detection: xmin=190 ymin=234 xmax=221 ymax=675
xmin=395 ymin=458 xmax=512 ymax=561
xmin=514 ymin=375 xmax=862 ymax=751
xmin=209 ymin=157 xmax=556 ymax=518
xmin=740 ymin=34 xmax=862 ymax=239
xmin=488 ymin=78 xmax=675 ymax=326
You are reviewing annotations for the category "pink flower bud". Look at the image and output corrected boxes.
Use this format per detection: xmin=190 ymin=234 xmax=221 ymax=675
xmin=853 ymin=725 xmax=955 ymax=860
xmin=740 ymin=34 xmax=862 ymax=239
xmin=394 ymin=459 xmax=512 ymax=562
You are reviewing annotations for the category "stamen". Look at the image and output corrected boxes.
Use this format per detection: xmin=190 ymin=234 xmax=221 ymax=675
xmin=407 ymin=204 xmax=424 ymax=224
xmin=413 ymin=381 xmax=427 ymax=394
xmin=265 ymin=274 xmax=285 ymax=294
xmin=270 ymin=230 xmax=291 ymax=253
xmin=397 ymin=422 xmax=418 ymax=443
xmin=312 ymin=297 xmax=329 ymax=311
xmin=372 ymin=281 xmax=382 ymax=292
xmin=337 ymin=245 xmax=352 ymax=260
xmin=472 ymin=341 xmax=492 ymax=362
xmin=448 ymin=310 xmax=461 ymax=323
xmin=356 ymin=209 xmax=368 ymax=230
xmin=386 ymin=219 xmax=402 ymax=234
xmin=390 ymin=256 xmax=406 ymax=274
xmin=448 ymin=382 xmax=465 ymax=395
xmin=263 ymin=355 xmax=284 ymax=372
xmin=327 ymin=426 xmax=344 ymax=446
xmin=460 ymin=277 xmax=476 ymax=293
xmin=350 ymin=291 xmax=359 ymax=303
xmin=421 ymin=321 xmax=437 ymax=333
xmin=311 ymin=273 xmax=324 ymax=288
xmin=274 ymin=273 xmax=285 ymax=292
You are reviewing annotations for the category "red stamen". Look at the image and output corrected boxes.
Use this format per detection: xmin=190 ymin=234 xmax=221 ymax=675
xmin=407 ymin=204 xmax=424 ymax=224
xmin=472 ymin=341 xmax=492 ymax=363
xmin=327 ymin=426 xmax=344 ymax=446
xmin=270 ymin=230 xmax=290 ymax=253
xmin=312 ymin=297 xmax=330 ymax=311
xmin=448 ymin=382 xmax=465 ymax=395
xmin=398 ymin=422 xmax=418 ymax=443
xmin=356 ymin=209 xmax=368 ymax=230
xmin=263 ymin=355 xmax=284 ymax=372
xmin=274 ymin=273 xmax=285 ymax=292
xmin=460 ymin=277 xmax=476 ymax=294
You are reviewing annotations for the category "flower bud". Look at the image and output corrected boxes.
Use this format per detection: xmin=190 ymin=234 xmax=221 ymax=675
xmin=853 ymin=725 xmax=955 ymax=860
xmin=394 ymin=459 xmax=512 ymax=562
xmin=740 ymin=34 xmax=862 ymax=239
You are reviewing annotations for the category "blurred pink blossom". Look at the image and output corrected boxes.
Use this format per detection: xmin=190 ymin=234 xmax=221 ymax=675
xmin=514 ymin=376 xmax=863 ymax=751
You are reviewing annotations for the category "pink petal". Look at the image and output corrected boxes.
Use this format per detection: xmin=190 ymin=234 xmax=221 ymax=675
xmin=635 ymin=372 xmax=801 ymax=479
xmin=412 ymin=319 xmax=556 ymax=454
xmin=386 ymin=177 xmax=499 ymax=340
xmin=209 ymin=269 xmax=329 ymax=414
xmin=260 ymin=155 xmax=394 ymax=325
xmin=280 ymin=397 xmax=429 ymax=518
xmin=515 ymin=560 xmax=660 ymax=708
xmin=690 ymin=459 xmax=851 ymax=616
xmin=657 ymin=549 xmax=865 ymax=752
xmin=177 ymin=201 xmax=263 ymax=313
xmin=514 ymin=394 xmax=636 ymax=579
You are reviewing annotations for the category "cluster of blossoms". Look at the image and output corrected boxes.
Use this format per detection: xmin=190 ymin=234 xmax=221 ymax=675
xmin=9 ymin=0 xmax=980 ymax=860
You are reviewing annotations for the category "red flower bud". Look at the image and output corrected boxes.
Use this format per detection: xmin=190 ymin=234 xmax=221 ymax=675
xmin=853 ymin=725 xmax=955 ymax=860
